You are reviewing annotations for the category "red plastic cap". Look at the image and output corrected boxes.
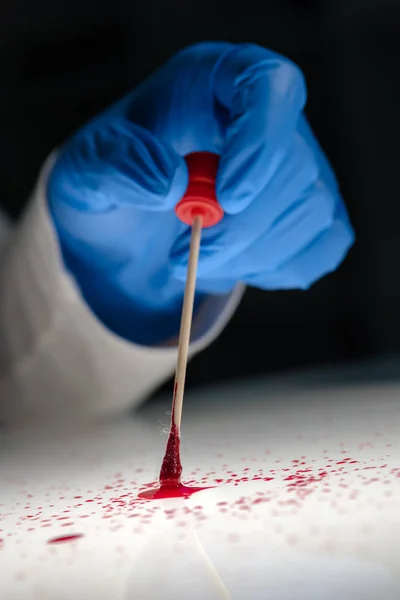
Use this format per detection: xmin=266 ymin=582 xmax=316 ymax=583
xmin=175 ymin=152 xmax=224 ymax=228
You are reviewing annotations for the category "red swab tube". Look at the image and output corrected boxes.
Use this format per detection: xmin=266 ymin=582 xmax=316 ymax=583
xmin=175 ymin=152 xmax=224 ymax=227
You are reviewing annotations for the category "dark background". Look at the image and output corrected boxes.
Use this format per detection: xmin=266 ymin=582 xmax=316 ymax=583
xmin=1 ymin=0 xmax=400 ymax=389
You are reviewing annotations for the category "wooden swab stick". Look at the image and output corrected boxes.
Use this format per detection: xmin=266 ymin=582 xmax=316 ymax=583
xmin=171 ymin=151 xmax=224 ymax=437
xmin=172 ymin=214 xmax=203 ymax=433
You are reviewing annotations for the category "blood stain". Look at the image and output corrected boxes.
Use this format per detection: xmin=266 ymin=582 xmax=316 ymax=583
xmin=139 ymin=483 xmax=209 ymax=500
xmin=47 ymin=534 xmax=83 ymax=545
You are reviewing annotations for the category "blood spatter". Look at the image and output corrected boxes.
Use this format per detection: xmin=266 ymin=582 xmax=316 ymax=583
xmin=47 ymin=534 xmax=83 ymax=544
xmin=4 ymin=442 xmax=398 ymax=545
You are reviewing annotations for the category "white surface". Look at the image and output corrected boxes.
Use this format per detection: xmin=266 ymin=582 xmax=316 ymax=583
xmin=1 ymin=377 xmax=400 ymax=599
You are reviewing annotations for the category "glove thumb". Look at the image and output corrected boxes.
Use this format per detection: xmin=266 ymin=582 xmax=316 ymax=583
xmin=48 ymin=116 xmax=188 ymax=213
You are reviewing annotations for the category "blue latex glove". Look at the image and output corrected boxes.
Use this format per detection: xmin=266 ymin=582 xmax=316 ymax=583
xmin=48 ymin=42 xmax=354 ymax=345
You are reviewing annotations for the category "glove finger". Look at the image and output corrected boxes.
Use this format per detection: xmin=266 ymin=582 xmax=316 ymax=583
xmin=245 ymin=205 xmax=354 ymax=290
xmin=213 ymin=43 xmax=307 ymax=214
xmin=125 ymin=41 xmax=233 ymax=156
xmin=171 ymin=175 xmax=335 ymax=280
xmin=48 ymin=116 xmax=188 ymax=213
xmin=235 ymin=180 xmax=338 ymax=276
xmin=169 ymin=132 xmax=317 ymax=274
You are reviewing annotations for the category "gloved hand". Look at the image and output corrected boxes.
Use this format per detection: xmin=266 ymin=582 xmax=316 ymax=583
xmin=48 ymin=42 xmax=354 ymax=345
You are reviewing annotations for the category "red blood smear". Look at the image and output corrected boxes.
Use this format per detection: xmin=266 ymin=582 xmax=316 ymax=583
xmin=159 ymin=385 xmax=183 ymax=487
xmin=159 ymin=422 xmax=182 ymax=487
xmin=47 ymin=534 xmax=83 ymax=545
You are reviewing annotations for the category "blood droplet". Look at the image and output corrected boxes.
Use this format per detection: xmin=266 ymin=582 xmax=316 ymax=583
xmin=47 ymin=534 xmax=83 ymax=545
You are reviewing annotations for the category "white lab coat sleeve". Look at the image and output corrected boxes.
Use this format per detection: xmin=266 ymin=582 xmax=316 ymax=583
xmin=0 ymin=156 xmax=244 ymax=424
